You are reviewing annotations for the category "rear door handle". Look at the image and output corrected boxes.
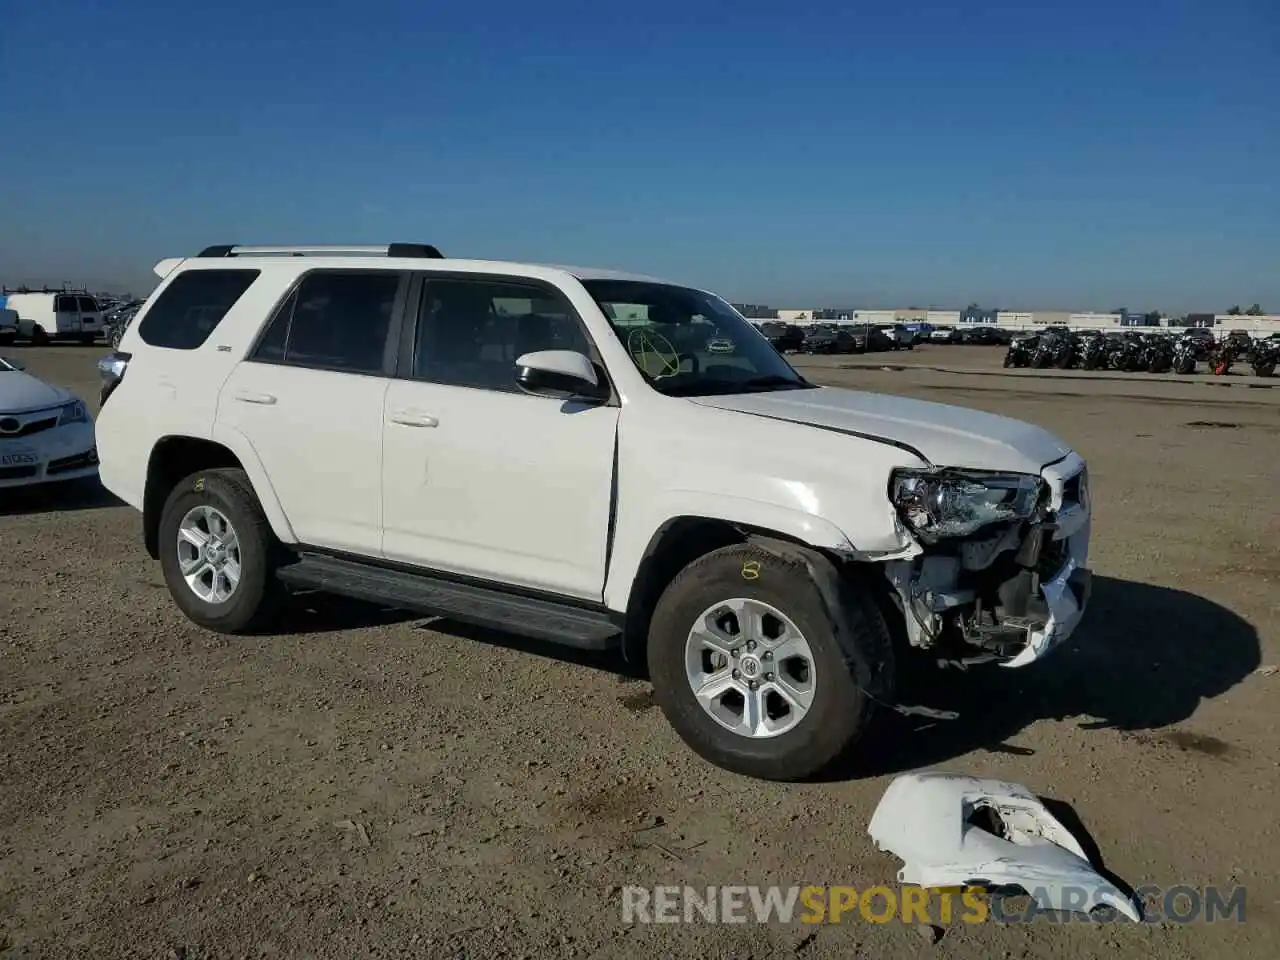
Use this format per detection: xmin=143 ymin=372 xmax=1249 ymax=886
xmin=233 ymin=389 xmax=277 ymax=405
xmin=388 ymin=410 xmax=439 ymax=428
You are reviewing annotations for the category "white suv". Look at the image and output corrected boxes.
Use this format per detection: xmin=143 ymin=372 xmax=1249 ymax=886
xmin=95 ymin=244 xmax=1092 ymax=781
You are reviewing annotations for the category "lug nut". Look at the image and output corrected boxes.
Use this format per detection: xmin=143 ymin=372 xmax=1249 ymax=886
xmin=764 ymin=673 xmax=774 ymax=682
xmin=746 ymin=641 xmax=756 ymax=652
xmin=748 ymin=680 xmax=758 ymax=691
xmin=762 ymin=651 xmax=773 ymax=661
xmin=732 ymin=669 xmax=740 ymax=680
xmin=731 ymin=648 xmax=740 ymax=658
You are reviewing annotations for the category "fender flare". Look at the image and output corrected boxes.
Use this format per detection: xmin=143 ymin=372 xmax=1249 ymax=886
xmin=603 ymin=492 xmax=861 ymax=612
xmin=208 ymin=424 xmax=299 ymax=545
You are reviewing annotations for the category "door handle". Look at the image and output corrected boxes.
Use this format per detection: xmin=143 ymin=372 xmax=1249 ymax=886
xmin=388 ymin=411 xmax=439 ymax=428
xmin=233 ymin=389 xmax=277 ymax=405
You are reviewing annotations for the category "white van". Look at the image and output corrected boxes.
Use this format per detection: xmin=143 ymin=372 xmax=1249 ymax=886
xmin=1 ymin=291 xmax=103 ymax=344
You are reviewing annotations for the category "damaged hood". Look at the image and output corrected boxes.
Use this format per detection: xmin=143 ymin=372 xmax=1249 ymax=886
xmin=690 ymin=387 xmax=1072 ymax=475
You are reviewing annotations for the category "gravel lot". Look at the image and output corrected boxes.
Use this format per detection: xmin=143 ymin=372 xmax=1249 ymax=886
xmin=2 ymin=344 xmax=1277 ymax=959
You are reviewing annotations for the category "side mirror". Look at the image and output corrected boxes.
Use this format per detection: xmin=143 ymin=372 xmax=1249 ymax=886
xmin=1 ymin=356 xmax=24 ymax=371
xmin=515 ymin=350 xmax=608 ymax=401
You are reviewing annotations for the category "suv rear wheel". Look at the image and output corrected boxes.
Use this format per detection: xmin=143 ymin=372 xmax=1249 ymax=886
xmin=647 ymin=542 xmax=892 ymax=781
xmin=158 ymin=468 xmax=283 ymax=633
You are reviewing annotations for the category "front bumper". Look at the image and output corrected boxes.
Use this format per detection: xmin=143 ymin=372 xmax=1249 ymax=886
xmin=884 ymin=453 xmax=1093 ymax=668
xmin=0 ymin=420 xmax=99 ymax=489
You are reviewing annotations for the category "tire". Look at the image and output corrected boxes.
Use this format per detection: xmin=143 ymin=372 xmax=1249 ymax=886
xmin=1002 ymin=353 xmax=1013 ymax=368
xmin=32 ymin=325 xmax=48 ymax=346
xmin=646 ymin=542 xmax=893 ymax=781
xmin=158 ymin=467 xmax=284 ymax=634
xmin=1254 ymin=361 xmax=1276 ymax=378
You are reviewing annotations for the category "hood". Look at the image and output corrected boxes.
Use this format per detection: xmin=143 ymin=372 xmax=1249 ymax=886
xmin=690 ymin=386 xmax=1072 ymax=475
xmin=0 ymin=369 xmax=73 ymax=413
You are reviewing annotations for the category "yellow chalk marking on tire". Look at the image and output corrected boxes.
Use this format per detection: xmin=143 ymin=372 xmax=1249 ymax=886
xmin=741 ymin=560 xmax=761 ymax=581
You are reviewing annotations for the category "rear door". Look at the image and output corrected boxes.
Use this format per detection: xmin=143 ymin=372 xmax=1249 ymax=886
xmin=77 ymin=296 xmax=102 ymax=337
xmin=54 ymin=295 xmax=80 ymax=335
xmin=217 ymin=269 xmax=407 ymax=555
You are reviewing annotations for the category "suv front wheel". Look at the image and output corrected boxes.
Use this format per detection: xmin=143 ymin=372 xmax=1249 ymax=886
xmin=647 ymin=543 xmax=892 ymax=781
xmin=158 ymin=468 xmax=283 ymax=634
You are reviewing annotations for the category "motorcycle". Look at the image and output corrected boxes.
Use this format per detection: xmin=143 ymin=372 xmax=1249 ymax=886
xmin=1032 ymin=332 xmax=1075 ymax=369
xmin=1079 ymin=336 xmax=1109 ymax=370
xmin=1003 ymin=336 xmax=1037 ymax=368
xmin=1248 ymin=338 xmax=1279 ymax=378
xmin=1172 ymin=336 xmax=1198 ymax=374
xmin=1141 ymin=336 xmax=1174 ymax=373
xmin=1207 ymin=341 xmax=1237 ymax=376
xmin=1104 ymin=335 xmax=1144 ymax=372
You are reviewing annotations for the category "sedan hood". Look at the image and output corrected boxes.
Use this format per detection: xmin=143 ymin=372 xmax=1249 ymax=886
xmin=690 ymin=386 xmax=1072 ymax=475
xmin=0 ymin=370 xmax=72 ymax=413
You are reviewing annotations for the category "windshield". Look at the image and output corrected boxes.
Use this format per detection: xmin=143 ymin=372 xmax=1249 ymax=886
xmin=581 ymin=280 xmax=815 ymax=396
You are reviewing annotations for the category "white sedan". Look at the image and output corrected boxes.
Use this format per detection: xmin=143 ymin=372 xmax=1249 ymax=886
xmin=0 ymin=356 xmax=98 ymax=489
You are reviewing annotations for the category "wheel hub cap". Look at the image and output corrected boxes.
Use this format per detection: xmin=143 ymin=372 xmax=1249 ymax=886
xmin=176 ymin=505 xmax=242 ymax=604
xmin=684 ymin=597 xmax=816 ymax=740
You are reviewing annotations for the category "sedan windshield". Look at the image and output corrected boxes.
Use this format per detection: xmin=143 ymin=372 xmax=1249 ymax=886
xmin=581 ymin=280 xmax=815 ymax=396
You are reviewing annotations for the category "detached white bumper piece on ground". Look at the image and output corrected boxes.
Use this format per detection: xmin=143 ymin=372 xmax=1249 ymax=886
xmin=0 ymin=357 xmax=98 ymax=489
xmin=868 ymin=772 xmax=1141 ymax=921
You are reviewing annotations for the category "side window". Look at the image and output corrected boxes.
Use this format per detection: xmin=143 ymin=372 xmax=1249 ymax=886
xmin=250 ymin=271 xmax=401 ymax=375
xmin=412 ymin=278 xmax=591 ymax=392
xmin=78 ymin=296 xmax=98 ymax=313
xmin=138 ymin=269 xmax=259 ymax=350
xmin=55 ymin=295 xmax=78 ymax=313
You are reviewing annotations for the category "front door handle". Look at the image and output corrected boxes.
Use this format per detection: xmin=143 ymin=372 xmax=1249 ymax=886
xmin=388 ymin=411 xmax=439 ymax=428
xmin=233 ymin=389 xmax=277 ymax=405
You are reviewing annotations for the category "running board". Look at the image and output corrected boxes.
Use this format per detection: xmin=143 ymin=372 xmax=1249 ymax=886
xmin=276 ymin=553 xmax=622 ymax=651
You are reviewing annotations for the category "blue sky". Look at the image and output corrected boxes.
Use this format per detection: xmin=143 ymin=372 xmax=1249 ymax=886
xmin=1 ymin=0 xmax=1276 ymax=311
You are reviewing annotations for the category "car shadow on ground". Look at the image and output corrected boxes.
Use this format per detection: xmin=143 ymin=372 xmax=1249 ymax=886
xmin=845 ymin=574 xmax=1261 ymax=779
xmin=264 ymin=574 xmax=1259 ymax=777
xmin=0 ymin=478 xmax=123 ymax=517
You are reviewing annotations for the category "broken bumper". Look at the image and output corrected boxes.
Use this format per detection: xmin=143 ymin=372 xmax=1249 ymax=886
xmin=1004 ymin=528 xmax=1092 ymax=668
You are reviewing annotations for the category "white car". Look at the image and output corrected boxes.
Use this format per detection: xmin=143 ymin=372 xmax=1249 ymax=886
xmin=0 ymin=355 xmax=99 ymax=488
xmin=95 ymin=243 xmax=1092 ymax=782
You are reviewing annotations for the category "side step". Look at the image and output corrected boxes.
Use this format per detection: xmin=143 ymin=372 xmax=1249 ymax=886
xmin=276 ymin=553 xmax=622 ymax=651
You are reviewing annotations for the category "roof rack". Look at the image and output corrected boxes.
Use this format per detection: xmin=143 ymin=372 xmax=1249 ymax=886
xmin=195 ymin=243 xmax=444 ymax=259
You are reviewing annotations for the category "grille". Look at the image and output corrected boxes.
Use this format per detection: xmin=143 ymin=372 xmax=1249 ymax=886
xmin=0 ymin=464 xmax=39 ymax=480
xmin=0 ymin=415 xmax=58 ymax=438
xmin=47 ymin=451 xmax=96 ymax=474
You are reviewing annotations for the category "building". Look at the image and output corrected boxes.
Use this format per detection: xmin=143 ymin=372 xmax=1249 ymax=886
xmin=853 ymin=309 xmax=897 ymax=325
xmin=731 ymin=303 xmax=777 ymax=319
xmin=926 ymin=309 xmax=960 ymax=325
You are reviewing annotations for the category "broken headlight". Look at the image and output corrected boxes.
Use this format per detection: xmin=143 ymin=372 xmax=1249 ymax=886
xmin=890 ymin=469 xmax=1043 ymax=544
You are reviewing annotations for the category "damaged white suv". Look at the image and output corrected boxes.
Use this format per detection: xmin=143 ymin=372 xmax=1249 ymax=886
xmin=95 ymin=243 xmax=1091 ymax=781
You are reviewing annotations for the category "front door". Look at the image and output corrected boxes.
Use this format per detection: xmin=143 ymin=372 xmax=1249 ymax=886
xmin=381 ymin=275 xmax=619 ymax=600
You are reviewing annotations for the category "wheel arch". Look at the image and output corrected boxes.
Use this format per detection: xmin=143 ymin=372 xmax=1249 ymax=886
xmin=618 ymin=514 xmax=874 ymax=669
xmin=143 ymin=434 xmax=295 ymax=559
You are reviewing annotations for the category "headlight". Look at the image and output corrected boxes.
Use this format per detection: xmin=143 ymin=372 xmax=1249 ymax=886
xmin=890 ymin=469 xmax=1043 ymax=543
xmin=58 ymin=400 xmax=89 ymax=425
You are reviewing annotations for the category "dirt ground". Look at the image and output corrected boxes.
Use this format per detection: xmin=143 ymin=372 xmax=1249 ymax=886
xmin=1 ymin=343 xmax=1277 ymax=959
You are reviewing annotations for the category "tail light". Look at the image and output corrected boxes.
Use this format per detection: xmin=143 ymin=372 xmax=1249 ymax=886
xmin=97 ymin=351 xmax=130 ymax=406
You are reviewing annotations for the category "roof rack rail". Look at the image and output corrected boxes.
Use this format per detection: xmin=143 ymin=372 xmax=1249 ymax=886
xmin=195 ymin=243 xmax=444 ymax=259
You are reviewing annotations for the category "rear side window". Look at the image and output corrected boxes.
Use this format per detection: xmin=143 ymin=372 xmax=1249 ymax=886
xmin=138 ymin=269 xmax=259 ymax=350
xmin=77 ymin=296 xmax=98 ymax=312
xmin=55 ymin=295 xmax=78 ymax=312
xmin=251 ymin=270 xmax=402 ymax=375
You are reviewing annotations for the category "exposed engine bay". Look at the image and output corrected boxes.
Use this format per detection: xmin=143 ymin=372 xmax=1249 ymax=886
xmin=883 ymin=456 xmax=1092 ymax=668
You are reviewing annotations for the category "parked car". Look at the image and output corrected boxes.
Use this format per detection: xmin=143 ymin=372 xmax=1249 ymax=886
xmin=0 ymin=355 xmax=99 ymax=489
xmin=957 ymin=326 xmax=1004 ymax=345
xmin=874 ymin=324 xmax=916 ymax=349
xmin=760 ymin=321 xmax=806 ymax=354
xmin=0 ymin=290 xmax=104 ymax=344
xmin=802 ymin=325 xmax=857 ymax=355
xmin=860 ymin=325 xmax=898 ymax=352
xmin=95 ymin=242 xmax=1093 ymax=782
xmin=929 ymin=326 xmax=958 ymax=343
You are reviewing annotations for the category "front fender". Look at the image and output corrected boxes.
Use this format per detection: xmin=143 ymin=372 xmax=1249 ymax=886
xmin=209 ymin=423 xmax=299 ymax=546
xmin=605 ymin=491 xmax=867 ymax=612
